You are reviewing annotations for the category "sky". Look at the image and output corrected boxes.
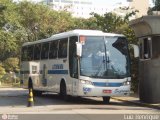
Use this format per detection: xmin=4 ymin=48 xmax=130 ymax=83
xmin=15 ymin=0 xmax=154 ymax=9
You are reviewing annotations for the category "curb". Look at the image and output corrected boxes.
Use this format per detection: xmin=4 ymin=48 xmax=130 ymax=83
xmin=112 ymin=97 xmax=160 ymax=110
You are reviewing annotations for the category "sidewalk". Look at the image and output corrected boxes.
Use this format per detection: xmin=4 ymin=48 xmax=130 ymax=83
xmin=0 ymin=84 xmax=20 ymax=88
xmin=0 ymin=84 xmax=13 ymax=88
xmin=112 ymin=94 xmax=160 ymax=110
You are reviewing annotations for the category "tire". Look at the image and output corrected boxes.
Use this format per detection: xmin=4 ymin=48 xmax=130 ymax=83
xmin=60 ymin=81 xmax=69 ymax=101
xmin=103 ymin=96 xmax=110 ymax=104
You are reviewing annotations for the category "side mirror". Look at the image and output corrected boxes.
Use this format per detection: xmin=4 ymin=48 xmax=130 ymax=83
xmin=76 ymin=42 xmax=82 ymax=57
xmin=130 ymin=44 xmax=139 ymax=58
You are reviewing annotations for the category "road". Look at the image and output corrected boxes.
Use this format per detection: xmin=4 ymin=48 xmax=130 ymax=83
xmin=0 ymin=88 xmax=159 ymax=120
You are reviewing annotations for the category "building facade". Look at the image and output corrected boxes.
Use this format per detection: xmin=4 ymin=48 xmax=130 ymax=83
xmin=112 ymin=0 xmax=149 ymax=19
xmin=43 ymin=0 xmax=108 ymax=18
xmin=129 ymin=0 xmax=149 ymax=18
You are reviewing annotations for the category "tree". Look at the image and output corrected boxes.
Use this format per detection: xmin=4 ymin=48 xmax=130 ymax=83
xmin=0 ymin=0 xmax=22 ymax=61
xmin=91 ymin=12 xmax=125 ymax=33
xmin=0 ymin=63 xmax=6 ymax=84
xmin=0 ymin=0 xmax=76 ymax=62
xmin=152 ymin=0 xmax=160 ymax=10
xmin=148 ymin=0 xmax=160 ymax=14
xmin=3 ymin=57 xmax=19 ymax=73
xmin=71 ymin=17 xmax=99 ymax=30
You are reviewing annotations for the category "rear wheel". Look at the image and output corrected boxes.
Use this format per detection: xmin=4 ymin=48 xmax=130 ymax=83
xmin=103 ymin=96 xmax=110 ymax=104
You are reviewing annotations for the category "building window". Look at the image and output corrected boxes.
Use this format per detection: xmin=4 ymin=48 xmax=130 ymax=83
xmin=151 ymin=36 xmax=160 ymax=58
xmin=140 ymin=37 xmax=152 ymax=60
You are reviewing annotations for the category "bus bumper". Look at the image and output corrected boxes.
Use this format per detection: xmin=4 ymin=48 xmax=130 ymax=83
xmin=77 ymin=84 xmax=130 ymax=97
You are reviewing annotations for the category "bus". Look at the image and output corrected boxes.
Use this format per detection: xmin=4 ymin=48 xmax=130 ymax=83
xmin=20 ymin=29 xmax=131 ymax=103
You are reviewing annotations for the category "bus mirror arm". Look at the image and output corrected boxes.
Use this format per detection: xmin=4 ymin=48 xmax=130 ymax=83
xmin=130 ymin=44 xmax=139 ymax=58
xmin=76 ymin=42 xmax=82 ymax=57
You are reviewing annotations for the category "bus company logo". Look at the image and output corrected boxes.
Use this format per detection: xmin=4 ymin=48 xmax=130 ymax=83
xmin=2 ymin=114 xmax=8 ymax=120
xmin=52 ymin=64 xmax=63 ymax=70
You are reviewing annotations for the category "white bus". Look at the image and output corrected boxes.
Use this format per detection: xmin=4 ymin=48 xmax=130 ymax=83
xmin=20 ymin=29 xmax=131 ymax=103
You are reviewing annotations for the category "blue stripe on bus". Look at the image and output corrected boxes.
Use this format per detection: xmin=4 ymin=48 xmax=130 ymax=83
xmin=48 ymin=70 xmax=68 ymax=74
xmin=93 ymin=82 xmax=123 ymax=87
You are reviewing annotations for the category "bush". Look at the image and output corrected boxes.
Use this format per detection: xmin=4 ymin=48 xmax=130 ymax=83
xmin=0 ymin=63 xmax=6 ymax=83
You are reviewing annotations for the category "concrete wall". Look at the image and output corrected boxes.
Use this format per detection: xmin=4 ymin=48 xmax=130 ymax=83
xmin=139 ymin=36 xmax=160 ymax=103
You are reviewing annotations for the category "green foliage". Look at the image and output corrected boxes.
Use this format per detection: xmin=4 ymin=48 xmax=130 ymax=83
xmin=0 ymin=0 xmax=75 ymax=62
xmin=152 ymin=0 xmax=160 ymax=11
xmin=91 ymin=12 xmax=125 ymax=33
xmin=0 ymin=0 xmax=19 ymax=61
xmin=71 ymin=17 xmax=99 ymax=30
xmin=148 ymin=0 xmax=160 ymax=14
xmin=16 ymin=1 xmax=74 ymax=41
xmin=0 ymin=63 xmax=6 ymax=80
xmin=3 ymin=57 xmax=19 ymax=73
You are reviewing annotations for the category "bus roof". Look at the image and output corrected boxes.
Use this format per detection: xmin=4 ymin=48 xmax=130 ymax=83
xmin=22 ymin=29 xmax=124 ymax=46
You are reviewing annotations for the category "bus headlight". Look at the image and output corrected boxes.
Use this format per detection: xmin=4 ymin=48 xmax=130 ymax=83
xmin=80 ymin=80 xmax=93 ymax=85
xmin=123 ymin=81 xmax=130 ymax=86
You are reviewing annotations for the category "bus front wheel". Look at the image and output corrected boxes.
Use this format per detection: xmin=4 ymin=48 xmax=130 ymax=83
xmin=60 ymin=81 xmax=69 ymax=101
xmin=103 ymin=96 xmax=110 ymax=104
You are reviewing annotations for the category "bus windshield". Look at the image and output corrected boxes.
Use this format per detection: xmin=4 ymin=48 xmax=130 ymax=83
xmin=80 ymin=36 xmax=130 ymax=79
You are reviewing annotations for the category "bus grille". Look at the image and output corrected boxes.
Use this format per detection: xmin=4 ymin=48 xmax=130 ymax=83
xmin=93 ymin=82 xmax=123 ymax=87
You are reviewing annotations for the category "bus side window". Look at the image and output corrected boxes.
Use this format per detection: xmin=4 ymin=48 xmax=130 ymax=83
xmin=49 ymin=41 xmax=58 ymax=59
xmin=41 ymin=42 xmax=49 ymax=60
xmin=58 ymin=38 xmax=68 ymax=58
xmin=69 ymin=36 xmax=78 ymax=78
xmin=28 ymin=45 xmax=34 ymax=61
xmin=21 ymin=46 xmax=28 ymax=61
xmin=34 ymin=44 xmax=41 ymax=60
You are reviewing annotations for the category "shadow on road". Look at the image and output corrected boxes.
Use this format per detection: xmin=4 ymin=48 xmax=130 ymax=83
xmin=0 ymin=88 xmax=147 ymax=110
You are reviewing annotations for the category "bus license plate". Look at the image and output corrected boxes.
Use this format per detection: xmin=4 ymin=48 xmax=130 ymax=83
xmin=103 ymin=90 xmax=112 ymax=94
